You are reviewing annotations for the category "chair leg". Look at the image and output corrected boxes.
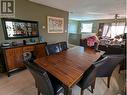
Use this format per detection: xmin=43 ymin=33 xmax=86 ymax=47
xmin=119 ymin=66 xmax=121 ymax=73
xmin=38 ymin=90 xmax=40 ymax=95
xmin=91 ymin=82 xmax=95 ymax=93
xmin=81 ymin=88 xmax=84 ymax=95
xmin=107 ymin=77 xmax=111 ymax=88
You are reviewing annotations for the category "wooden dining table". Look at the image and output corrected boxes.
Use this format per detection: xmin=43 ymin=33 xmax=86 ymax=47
xmin=34 ymin=46 xmax=104 ymax=95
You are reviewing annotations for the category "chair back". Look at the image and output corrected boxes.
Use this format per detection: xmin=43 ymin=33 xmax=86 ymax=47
xmin=25 ymin=62 xmax=54 ymax=95
xmin=59 ymin=41 xmax=68 ymax=51
xmin=78 ymin=64 xmax=97 ymax=89
xmin=23 ymin=52 xmax=32 ymax=62
xmin=45 ymin=43 xmax=60 ymax=55
xmin=94 ymin=55 xmax=124 ymax=77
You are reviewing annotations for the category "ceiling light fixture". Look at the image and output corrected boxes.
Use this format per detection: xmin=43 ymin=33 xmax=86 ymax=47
xmin=114 ymin=14 xmax=119 ymax=25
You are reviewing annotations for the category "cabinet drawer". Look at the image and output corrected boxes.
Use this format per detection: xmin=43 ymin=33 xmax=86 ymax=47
xmin=23 ymin=46 xmax=35 ymax=52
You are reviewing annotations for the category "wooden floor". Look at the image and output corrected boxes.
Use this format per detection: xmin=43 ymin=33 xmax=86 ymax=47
xmin=0 ymin=65 xmax=126 ymax=95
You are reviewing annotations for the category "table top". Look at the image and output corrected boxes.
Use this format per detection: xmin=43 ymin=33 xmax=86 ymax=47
xmin=35 ymin=46 xmax=104 ymax=87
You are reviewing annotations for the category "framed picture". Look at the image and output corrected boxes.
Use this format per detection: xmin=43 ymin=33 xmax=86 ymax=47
xmin=47 ymin=16 xmax=64 ymax=33
xmin=1 ymin=18 xmax=39 ymax=39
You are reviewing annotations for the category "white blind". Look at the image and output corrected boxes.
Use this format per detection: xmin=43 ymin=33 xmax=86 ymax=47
xmin=81 ymin=23 xmax=93 ymax=33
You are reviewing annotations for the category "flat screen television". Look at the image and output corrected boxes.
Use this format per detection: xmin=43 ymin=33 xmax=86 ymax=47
xmin=1 ymin=18 xmax=39 ymax=39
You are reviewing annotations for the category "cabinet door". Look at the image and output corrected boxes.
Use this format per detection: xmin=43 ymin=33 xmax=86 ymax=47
xmin=34 ymin=44 xmax=46 ymax=58
xmin=5 ymin=49 xmax=16 ymax=70
xmin=14 ymin=47 xmax=24 ymax=68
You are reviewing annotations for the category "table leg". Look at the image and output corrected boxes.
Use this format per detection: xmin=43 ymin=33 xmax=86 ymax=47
xmin=64 ymin=86 xmax=72 ymax=95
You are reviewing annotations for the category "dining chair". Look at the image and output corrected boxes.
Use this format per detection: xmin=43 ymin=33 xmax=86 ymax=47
xmin=78 ymin=64 xmax=97 ymax=95
xmin=23 ymin=52 xmax=64 ymax=95
xmin=98 ymin=54 xmax=126 ymax=73
xmin=119 ymin=56 xmax=126 ymax=73
xmin=94 ymin=55 xmax=124 ymax=88
xmin=23 ymin=52 xmax=32 ymax=62
xmin=25 ymin=61 xmax=64 ymax=95
xmin=33 ymin=42 xmax=47 ymax=58
xmin=59 ymin=41 xmax=68 ymax=51
xmin=45 ymin=43 xmax=60 ymax=55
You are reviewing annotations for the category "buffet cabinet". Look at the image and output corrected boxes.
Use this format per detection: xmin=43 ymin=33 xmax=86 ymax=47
xmin=2 ymin=43 xmax=46 ymax=76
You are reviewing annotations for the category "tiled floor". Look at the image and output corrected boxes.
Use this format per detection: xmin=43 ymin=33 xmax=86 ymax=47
xmin=0 ymin=65 xmax=126 ymax=95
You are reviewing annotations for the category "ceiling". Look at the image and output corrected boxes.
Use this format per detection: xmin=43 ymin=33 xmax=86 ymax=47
xmin=29 ymin=0 xmax=126 ymax=20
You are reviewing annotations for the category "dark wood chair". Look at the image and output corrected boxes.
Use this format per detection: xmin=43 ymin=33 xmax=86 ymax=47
xmin=45 ymin=43 xmax=60 ymax=55
xmin=94 ymin=55 xmax=124 ymax=88
xmin=78 ymin=65 xmax=97 ymax=95
xmin=59 ymin=41 xmax=68 ymax=51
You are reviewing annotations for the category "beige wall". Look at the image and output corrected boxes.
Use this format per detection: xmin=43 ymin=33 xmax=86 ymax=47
xmin=0 ymin=0 xmax=69 ymax=43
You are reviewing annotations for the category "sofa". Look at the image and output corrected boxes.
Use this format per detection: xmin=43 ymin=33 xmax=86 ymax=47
xmin=80 ymin=36 xmax=98 ymax=49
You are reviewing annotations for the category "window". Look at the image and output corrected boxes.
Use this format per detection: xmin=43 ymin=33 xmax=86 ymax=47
xmin=102 ymin=22 xmax=126 ymax=38
xmin=81 ymin=23 xmax=93 ymax=33
xmin=68 ymin=23 xmax=77 ymax=33
xmin=124 ymin=25 xmax=127 ymax=33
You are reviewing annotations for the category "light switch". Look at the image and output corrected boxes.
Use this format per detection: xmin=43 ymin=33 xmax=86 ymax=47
xmin=42 ymin=26 xmax=45 ymax=29
xmin=65 ymin=30 xmax=67 ymax=32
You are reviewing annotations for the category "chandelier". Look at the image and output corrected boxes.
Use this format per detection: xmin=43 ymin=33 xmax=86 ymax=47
xmin=114 ymin=14 xmax=119 ymax=26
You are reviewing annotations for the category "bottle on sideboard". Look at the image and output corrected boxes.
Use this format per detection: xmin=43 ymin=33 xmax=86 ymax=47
xmin=23 ymin=40 xmax=26 ymax=45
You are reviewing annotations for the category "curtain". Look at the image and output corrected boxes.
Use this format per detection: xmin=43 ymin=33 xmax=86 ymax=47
xmin=102 ymin=22 xmax=126 ymax=38
xmin=97 ymin=23 xmax=104 ymax=38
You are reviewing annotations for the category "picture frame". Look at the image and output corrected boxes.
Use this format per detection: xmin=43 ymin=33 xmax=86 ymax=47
xmin=47 ymin=16 xmax=64 ymax=33
xmin=1 ymin=18 xmax=39 ymax=39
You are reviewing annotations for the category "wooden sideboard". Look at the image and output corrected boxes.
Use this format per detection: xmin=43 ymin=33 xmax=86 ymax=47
xmin=1 ymin=43 xmax=47 ymax=76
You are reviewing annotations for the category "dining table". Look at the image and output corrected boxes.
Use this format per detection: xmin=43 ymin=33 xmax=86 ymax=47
xmin=34 ymin=46 xmax=104 ymax=95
